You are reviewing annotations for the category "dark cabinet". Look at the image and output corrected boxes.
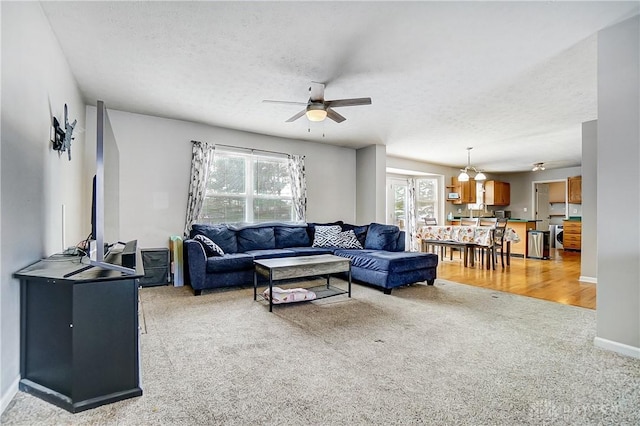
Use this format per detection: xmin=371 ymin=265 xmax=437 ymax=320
xmin=14 ymin=254 xmax=143 ymax=413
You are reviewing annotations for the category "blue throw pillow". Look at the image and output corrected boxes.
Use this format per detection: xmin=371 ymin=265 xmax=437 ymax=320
xmin=191 ymin=224 xmax=238 ymax=254
xmin=237 ymin=227 xmax=276 ymax=252
xmin=274 ymin=227 xmax=310 ymax=248
xmin=364 ymin=223 xmax=400 ymax=251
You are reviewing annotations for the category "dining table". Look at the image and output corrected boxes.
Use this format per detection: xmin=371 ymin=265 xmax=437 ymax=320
xmin=416 ymin=225 xmax=521 ymax=268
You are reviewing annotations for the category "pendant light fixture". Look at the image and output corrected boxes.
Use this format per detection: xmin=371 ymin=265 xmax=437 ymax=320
xmin=458 ymin=147 xmax=486 ymax=182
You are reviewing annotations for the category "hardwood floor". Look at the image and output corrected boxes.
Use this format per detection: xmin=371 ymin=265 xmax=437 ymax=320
xmin=434 ymin=247 xmax=596 ymax=309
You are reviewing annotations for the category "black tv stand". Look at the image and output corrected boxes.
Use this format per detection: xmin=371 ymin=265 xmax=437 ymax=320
xmin=14 ymin=250 xmax=144 ymax=413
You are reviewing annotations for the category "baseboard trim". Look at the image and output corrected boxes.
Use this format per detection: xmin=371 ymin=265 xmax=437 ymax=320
xmin=594 ymin=337 xmax=640 ymax=359
xmin=579 ymin=276 xmax=597 ymax=284
xmin=1 ymin=376 xmax=20 ymax=415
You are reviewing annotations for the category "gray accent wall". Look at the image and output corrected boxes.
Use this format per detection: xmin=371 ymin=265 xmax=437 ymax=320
xmin=1 ymin=2 xmax=87 ymax=411
xmin=581 ymin=120 xmax=597 ymax=281
xmin=356 ymin=145 xmax=386 ymax=224
xmin=596 ymin=15 xmax=640 ymax=352
xmin=84 ymin=107 xmax=358 ymax=248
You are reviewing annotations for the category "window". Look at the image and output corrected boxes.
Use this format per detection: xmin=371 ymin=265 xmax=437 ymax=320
xmin=199 ymin=150 xmax=293 ymax=223
xmin=416 ymin=178 xmax=438 ymax=224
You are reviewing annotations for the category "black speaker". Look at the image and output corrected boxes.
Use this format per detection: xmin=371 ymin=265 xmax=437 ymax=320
xmin=140 ymin=248 xmax=170 ymax=287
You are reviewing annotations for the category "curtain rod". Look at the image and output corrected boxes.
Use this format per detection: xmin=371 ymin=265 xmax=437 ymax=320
xmin=191 ymin=140 xmax=302 ymax=159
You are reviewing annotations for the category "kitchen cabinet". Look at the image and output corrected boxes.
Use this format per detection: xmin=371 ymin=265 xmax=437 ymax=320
xmin=563 ymin=220 xmax=582 ymax=251
xmin=548 ymin=182 xmax=566 ymax=203
xmin=568 ymin=176 xmax=582 ymax=204
xmin=484 ymin=180 xmax=510 ymax=206
xmin=507 ymin=220 xmax=537 ymax=257
xmin=447 ymin=177 xmax=476 ymax=204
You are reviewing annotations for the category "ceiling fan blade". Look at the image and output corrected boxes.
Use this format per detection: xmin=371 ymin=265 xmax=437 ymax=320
xmin=285 ymin=109 xmax=307 ymax=122
xmin=326 ymin=108 xmax=346 ymax=123
xmin=309 ymin=82 xmax=325 ymax=102
xmin=262 ymin=100 xmax=307 ymax=106
xmin=325 ymin=97 xmax=372 ymax=108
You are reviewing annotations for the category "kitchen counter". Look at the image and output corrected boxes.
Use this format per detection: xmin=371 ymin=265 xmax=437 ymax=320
xmin=506 ymin=220 xmax=537 ymax=256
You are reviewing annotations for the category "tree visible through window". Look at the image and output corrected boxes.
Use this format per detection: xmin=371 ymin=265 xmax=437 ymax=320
xmin=416 ymin=178 xmax=438 ymax=224
xmin=199 ymin=151 xmax=293 ymax=223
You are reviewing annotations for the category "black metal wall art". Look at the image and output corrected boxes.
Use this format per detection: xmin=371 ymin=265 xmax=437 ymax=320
xmin=51 ymin=104 xmax=76 ymax=160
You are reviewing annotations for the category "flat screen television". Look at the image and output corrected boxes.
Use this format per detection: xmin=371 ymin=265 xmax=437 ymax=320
xmin=89 ymin=100 xmax=135 ymax=275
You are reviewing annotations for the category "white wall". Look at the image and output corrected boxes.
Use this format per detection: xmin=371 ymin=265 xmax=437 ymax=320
xmin=581 ymin=120 xmax=597 ymax=281
xmin=595 ymin=15 xmax=639 ymax=357
xmin=84 ymin=108 xmax=357 ymax=248
xmin=0 ymin=2 xmax=87 ymax=412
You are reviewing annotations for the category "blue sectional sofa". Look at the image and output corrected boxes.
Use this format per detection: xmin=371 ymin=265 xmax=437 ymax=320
xmin=183 ymin=221 xmax=438 ymax=296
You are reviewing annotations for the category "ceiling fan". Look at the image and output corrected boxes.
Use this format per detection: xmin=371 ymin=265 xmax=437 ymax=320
xmin=262 ymin=82 xmax=372 ymax=123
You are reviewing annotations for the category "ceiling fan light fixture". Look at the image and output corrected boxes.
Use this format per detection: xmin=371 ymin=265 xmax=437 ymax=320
xmin=532 ymin=162 xmax=545 ymax=171
xmin=306 ymin=104 xmax=327 ymax=122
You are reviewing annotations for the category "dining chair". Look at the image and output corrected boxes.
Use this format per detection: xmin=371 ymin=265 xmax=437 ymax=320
xmin=492 ymin=219 xmax=509 ymax=268
xmin=479 ymin=217 xmax=498 ymax=228
xmin=460 ymin=218 xmax=479 ymax=226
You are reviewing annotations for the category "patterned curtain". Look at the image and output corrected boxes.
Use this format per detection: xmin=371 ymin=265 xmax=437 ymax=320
xmin=183 ymin=141 xmax=215 ymax=237
xmin=288 ymin=155 xmax=307 ymax=222
xmin=407 ymin=178 xmax=418 ymax=251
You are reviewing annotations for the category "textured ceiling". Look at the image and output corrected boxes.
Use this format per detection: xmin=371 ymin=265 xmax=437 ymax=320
xmin=40 ymin=1 xmax=639 ymax=172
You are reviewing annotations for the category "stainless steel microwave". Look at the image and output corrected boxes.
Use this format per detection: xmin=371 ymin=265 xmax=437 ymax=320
xmin=494 ymin=210 xmax=511 ymax=219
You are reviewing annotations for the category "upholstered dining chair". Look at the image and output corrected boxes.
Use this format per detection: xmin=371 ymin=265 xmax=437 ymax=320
xmin=460 ymin=217 xmax=479 ymax=226
xmin=479 ymin=217 xmax=498 ymax=228
xmin=424 ymin=217 xmax=438 ymax=226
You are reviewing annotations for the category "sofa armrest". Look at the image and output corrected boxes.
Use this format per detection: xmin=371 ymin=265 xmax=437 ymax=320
xmin=183 ymin=239 xmax=207 ymax=290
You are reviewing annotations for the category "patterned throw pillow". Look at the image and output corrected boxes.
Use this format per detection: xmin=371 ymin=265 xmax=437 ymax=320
xmin=312 ymin=225 xmax=342 ymax=247
xmin=193 ymin=234 xmax=225 ymax=257
xmin=333 ymin=230 xmax=363 ymax=249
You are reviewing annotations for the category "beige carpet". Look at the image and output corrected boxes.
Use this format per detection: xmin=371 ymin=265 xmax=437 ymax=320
xmin=2 ymin=279 xmax=639 ymax=425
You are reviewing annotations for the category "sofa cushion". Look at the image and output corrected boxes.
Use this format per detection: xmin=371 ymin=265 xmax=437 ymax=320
xmin=191 ymin=224 xmax=238 ymax=254
xmin=334 ymin=250 xmax=438 ymax=274
xmin=274 ymin=226 xmax=310 ymax=248
xmin=244 ymin=249 xmax=296 ymax=260
xmin=286 ymin=247 xmax=334 ymax=256
xmin=193 ymin=234 xmax=225 ymax=257
xmin=364 ymin=223 xmax=400 ymax=251
xmin=205 ymin=253 xmax=254 ymax=273
xmin=237 ymin=227 xmax=275 ymax=252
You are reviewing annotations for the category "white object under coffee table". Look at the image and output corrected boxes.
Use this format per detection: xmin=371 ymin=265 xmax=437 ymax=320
xmin=253 ymin=254 xmax=351 ymax=312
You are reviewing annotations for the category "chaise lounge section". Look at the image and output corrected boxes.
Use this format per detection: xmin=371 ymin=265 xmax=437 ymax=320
xmin=183 ymin=221 xmax=438 ymax=296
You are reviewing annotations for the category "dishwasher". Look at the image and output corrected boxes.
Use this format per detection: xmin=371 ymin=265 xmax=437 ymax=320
xmin=527 ymin=230 xmax=550 ymax=259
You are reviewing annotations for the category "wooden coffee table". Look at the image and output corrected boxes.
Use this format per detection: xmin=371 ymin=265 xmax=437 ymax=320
xmin=253 ymin=254 xmax=351 ymax=312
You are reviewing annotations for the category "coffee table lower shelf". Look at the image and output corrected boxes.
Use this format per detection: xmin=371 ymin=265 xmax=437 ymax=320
xmin=253 ymin=254 xmax=352 ymax=312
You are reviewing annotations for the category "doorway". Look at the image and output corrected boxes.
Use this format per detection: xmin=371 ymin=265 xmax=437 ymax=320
xmin=535 ymin=183 xmax=550 ymax=231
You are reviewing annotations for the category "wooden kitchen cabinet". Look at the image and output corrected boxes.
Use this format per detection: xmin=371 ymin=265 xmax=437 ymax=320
xmin=448 ymin=177 xmax=476 ymax=204
xmin=568 ymin=176 xmax=582 ymax=204
xmin=548 ymin=182 xmax=566 ymax=203
xmin=563 ymin=220 xmax=582 ymax=251
xmin=484 ymin=180 xmax=511 ymax=206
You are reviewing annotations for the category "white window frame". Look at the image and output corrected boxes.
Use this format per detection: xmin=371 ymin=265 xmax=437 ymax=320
xmin=201 ymin=150 xmax=294 ymax=223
